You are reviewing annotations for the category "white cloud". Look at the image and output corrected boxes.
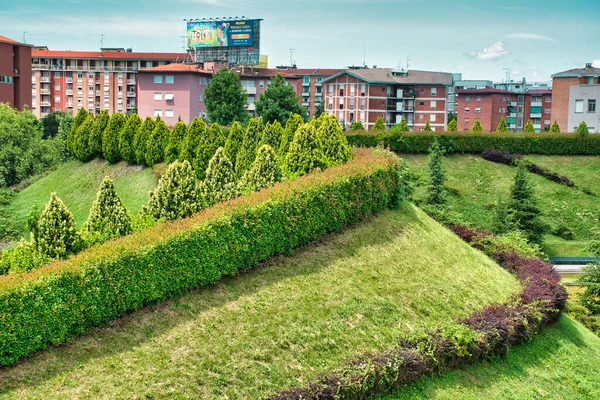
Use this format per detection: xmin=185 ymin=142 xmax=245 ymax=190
xmin=593 ymin=60 xmax=600 ymax=68
xmin=466 ymin=42 xmax=509 ymax=60
xmin=505 ymin=33 xmax=556 ymax=42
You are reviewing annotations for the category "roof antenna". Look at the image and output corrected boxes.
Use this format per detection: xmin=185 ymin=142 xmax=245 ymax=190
xmin=289 ymin=48 xmax=295 ymax=67
xmin=100 ymin=33 xmax=105 ymax=55
xmin=22 ymin=31 xmax=27 ymax=44
xmin=406 ymin=55 xmax=411 ymax=70
xmin=363 ymin=45 xmax=366 ymax=68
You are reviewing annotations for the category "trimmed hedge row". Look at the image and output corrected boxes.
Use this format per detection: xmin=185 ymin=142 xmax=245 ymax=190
xmin=266 ymin=226 xmax=567 ymax=399
xmin=0 ymin=148 xmax=403 ymax=366
xmin=345 ymin=131 xmax=600 ymax=155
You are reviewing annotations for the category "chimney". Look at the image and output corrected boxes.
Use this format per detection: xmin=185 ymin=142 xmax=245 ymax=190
xmin=585 ymin=63 xmax=592 ymax=68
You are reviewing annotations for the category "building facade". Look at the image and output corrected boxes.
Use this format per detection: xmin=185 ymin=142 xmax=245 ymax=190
xmin=0 ymin=35 xmax=32 ymax=110
xmin=322 ymin=68 xmax=453 ymax=131
xmin=552 ymin=64 xmax=600 ymax=132
xmin=274 ymin=68 xmax=343 ymax=116
xmin=30 ymin=47 xmax=187 ymax=118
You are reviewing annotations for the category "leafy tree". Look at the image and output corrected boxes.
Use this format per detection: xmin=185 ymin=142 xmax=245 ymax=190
xmin=576 ymin=121 xmax=589 ymax=137
xmin=41 ymin=111 xmax=69 ymax=139
xmin=235 ymin=117 xmax=264 ymax=178
xmin=496 ymin=117 xmax=510 ymax=133
xmin=278 ymin=113 xmax=304 ymax=157
xmin=524 ymin=120 xmax=535 ymax=133
xmin=204 ymin=67 xmax=248 ymax=125
xmin=470 ymin=120 xmax=483 ymax=132
xmin=423 ymin=121 xmax=432 ymax=132
xmin=194 ymin=123 xmax=226 ymax=180
xmin=36 ymin=193 xmax=81 ymax=259
xmin=83 ymin=176 xmax=132 ymax=241
xmin=314 ymin=102 xmax=325 ymax=118
xmin=255 ymin=73 xmax=307 ymax=125
xmin=349 ymin=120 xmax=365 ymax=131
xmin=549 ymin=121 xmax=561 ymax=133
xmin=57 ymin=112 xmax=74 ymax=162
xmin=261 ymin=120 xmax=284 ymax=150
xmin=119 ymin=113 xmax=141 ymax=163
xmin=316 ymin=114 xmax=352 ymax=166
xmin=164 ymin=120 xmax=188 ymax=164
xmin=180 ymin=117 xmax=207 ymax=163
xmin=447 ymin=119 xmax=458 ymax=132
xmin=284 ymin=122 xmax=328 ymax=177
xmin=68 ymin=108 xmax=89 ymax=156
xmin=145 ymin=117 xmax=170 ymax=166
xmin=202 ymin=147 xmax=238 ymax=206
xmin=426 ymin=138 xmax=445 ymax=205
xmin=508 ymin=161 xmax=546 ymax=243
xmin=73 ymin=115 xmax=94 ymax=162
xmin=103 ymin=112 xmax=127 ymax=163
xmin=579 ymin=235 xmax=600 ymax=314
xmin=144 ymin=160 xmax=201 ymax=220
xmin=90 ymin=110 xmax=109 ymax=159
xmin=372 ymin=116 xmax=386 ymax=132
xmin=224 ymin=121 xmax=244 ymax=170
xmin=133 ymin=117 xmax=155 ymax=165
xmin=239 ymin=144 xmax=282 ymax=194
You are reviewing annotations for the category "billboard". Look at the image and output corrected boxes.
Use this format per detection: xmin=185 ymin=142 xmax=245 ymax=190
xmin=187 ymin=20 xmax=254 ymax=48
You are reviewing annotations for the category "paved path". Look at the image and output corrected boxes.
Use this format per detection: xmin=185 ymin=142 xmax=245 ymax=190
xmin=553 ymin=264 xmax=585 ymax=274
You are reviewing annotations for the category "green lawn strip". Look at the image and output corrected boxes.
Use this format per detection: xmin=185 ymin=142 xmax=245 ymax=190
xmin=526 ymin=155 xmax=600 ymax=195
xmin=401 ymin=154 xmax=600 ymax=256
xmin=5 ymin=159 xmax=157 ymax=238
xmin=0 ymin=205 xmax=518 ymax=399
xmin=378 ymin=316 xmax=600 ymax=400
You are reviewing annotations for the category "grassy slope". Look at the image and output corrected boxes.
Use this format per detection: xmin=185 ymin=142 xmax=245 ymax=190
xmin=379 ymin=316 xmax=600 ymax=400
xmin=0 ymin=205 xmax=519 ymax=399
xmin=5 ymin=159 xmax=157 ymax=238
xmin=402 ymin=154 xmax=600 ymax=256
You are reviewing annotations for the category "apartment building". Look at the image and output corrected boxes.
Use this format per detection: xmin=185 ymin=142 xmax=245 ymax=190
xmin=30 ymin=47 xmax=187 ymax=118
xmin=0 ymin=35 xmax=32 ymax=110
xmin=322 ymin=67 xmax=454 ymax=131
xmin=137 ymin=62 xmax=301 ymax=125
xmin=274 ymin=68 xmax=343 ymax=116
xmin=552 ymin=63 xmax=600 ymax=132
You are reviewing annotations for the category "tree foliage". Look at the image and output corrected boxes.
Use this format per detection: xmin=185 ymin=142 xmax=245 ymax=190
xmin=41 ymin=111 xmax=69 ymax=139
xmin=57 ymin=112 xmax=74 ymax=162
xmin=316 ymin=114 xmax=352 ymax=166
xmin=202 ymin=147 xmax=238 ymax=206
xmin=261 ymin=120 xmax=284 ymax=150
xmin=73 ymin=115 xmax=94 ymax=162
xmin=496 ymin=117 xmax=510 ymax=133
xmin=90 ymin=110 xmax=109 ymax=159
xmin=549 ymin=121 xmax=561 ymax=133
xmin=236 ymin=117 xmax=264 ymax=178
xmin=426 ymin=138 xmax=446 ymax=205
xmin=180 ymin=117 xmax=207 ymax=163
xmin=349 ymin=120 xmax=365 ymax=131
xmin=238 ymin=144 xmax=282 ymax=193
xmin=278 ymin=113 xmax=304 ymax=157
xmin=284 ymin=122 xmax=328 ymax=177
xmin=145 ymin=117 xmax=170 ymax=166
xmin=83 ymin=176 xmax=132 ymax=241
xmin=119 ymin=113 xmax=141 ymax=163
xmin=394 ymin=117 xmax=410 ymax=132
xmin=492 ymin=196 xmax=511 ymax=234
xmin=524 ymin=120 xmax=535 ymax=133
xmin=194 ymin=123 xmax=226 ymax=180
xmin=372 ymin=116 xmax=387 ymax=132
xmin=576 ymin=121 xmax=589 ymax=137
xmin=423 ymin=121 xmax=432 ymax=132
xmin=447 ymin=119 xmax=458 ymax=132
xmin=508 ymin=161 xmax=546 ymax=243
xmin=204 ymin=67 xmax=248 ymax=125
xmin=224 ymin=121 xmax=244 ymax=170
xmin=102 ymin=112 xmax=127 ymax=164
xmin=36 ymin=193 xmax=80 ymax=259
xmin=164 ymin=120 xmax=188 ymax=164
xmin=471 ymin=119 xmax=483 ymax=133
xmin=68 ymin=108 xmax=89 ymax=156
xmin=133 ymin=117 xmax=155 ymax=165
xmin=255 ymin=73 xmax=307 ymax=125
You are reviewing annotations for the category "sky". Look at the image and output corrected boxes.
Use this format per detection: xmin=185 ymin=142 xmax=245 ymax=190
xmin=1 ymin=0 xmax=599 ymax=82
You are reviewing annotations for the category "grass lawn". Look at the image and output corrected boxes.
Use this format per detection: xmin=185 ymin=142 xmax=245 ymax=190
xmin=0 ymin=205 xmax=519 ymax=399
xmin=378 ymin=316 xmax=600 ymax=400
xmin=401 ymin=154 xmax=600 ymax=257
xmin=5 ymin=159 xmax=157 ymax=238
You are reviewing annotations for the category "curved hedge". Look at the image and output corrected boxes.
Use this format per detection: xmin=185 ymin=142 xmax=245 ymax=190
xmin=345 ymin=131 xmax=600 ymax=155
xmin=0 ymin=148 xmax=402 ymax=366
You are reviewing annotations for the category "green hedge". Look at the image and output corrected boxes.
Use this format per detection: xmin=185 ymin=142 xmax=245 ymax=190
xmin=345 ymin=131 xmax=600 ymax=155
xmin=0 ymin=148 xmax=402 ymax=366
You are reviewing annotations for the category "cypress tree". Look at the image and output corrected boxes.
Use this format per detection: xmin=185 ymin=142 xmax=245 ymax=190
xmin=524 ymin=120 xmax=535 ymax=133
xmin=83 ymin=176 xmax=132 ymax=241
xmin=576 ymin=121 xmax=589 ymax=137
xmin=235 ymin=117 xmax=264 ymax=178
xmin=471 ymin=119 xmax=483 ymax=133
xmin=496 ymin=117 xmax=510 ymax=133
xmin=36 ymin=193 xmax=81 ymax=259
xmin=549 ymin=121 xmax=561 ymax=133
xmin=164 ymin=120 xmax=188 ymax=164
xmin=508 ymin=161 xmax=546 ymax=243
xmin=180 ymin=117 xmax=207 ymax=163
xmin=349 ymin=120 xmax=365 ymax=131
xmin=194 ymin=123 xmax=226 ymax=180
xmin=73 ymin=115 xmax=94 ymax=162
xmin=397 ymin=117 xmax=410 ymax=132
xmin=68 ymin=108 xmax=89 ymax=156
xmin=103 ymin=112 xmax=127 ymax=163
xmin=239 ymin=144 xmax=282 ymax=194
xmin=145 ymin=117 xmax=170 ymax=166
xmin=284 ymin=122 xmax=328 ymax=177
xmin=316 ymin=113 xmax=352 ymax=166
xmin=202 ymin=147 xmax=238 ymax=206
xmin=261 ymin=120 xmax=284 ymax=150
xmin=492 ymin=196 xmax=511 ymax=234
xmin=447 ymin=119 xmax=458 ymax=132
xmin=119 ymin=113 xmax=141 ymax=163
xmin=423 ymin=121 xmax=432 ymax=132
xmin=426 ymin=138 xmax=445 ymax=205
xmin=90 ymin=110 xmax=109 ymax=158
xmin=133 ymin=117 xmax=155 ymax=165
xmin=223 ymin=121 xmax=244 ymax=170
xmin=372 ymin=116 xmax=386 ymax=132
xmin=278 ymin=113 xmax=303 ymax=157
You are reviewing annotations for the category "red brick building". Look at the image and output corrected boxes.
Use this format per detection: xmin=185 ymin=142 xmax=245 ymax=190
xmin=322 ymin=68 xmax=453 ymax=131
xmin=0 ymin=35 xmax=32 ymax=110
xmin=275 ymin=68 xmax=343 ymax=116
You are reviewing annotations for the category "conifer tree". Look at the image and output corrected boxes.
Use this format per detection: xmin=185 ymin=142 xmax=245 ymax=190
xmin=238 ymin=144 xmax=282 ymax=194
xmin=36 ymin=193 xmax=81 ymax=259
xmin=316 ymin=113 xmax=352 ymax=166
xmin=145 ymin=117 xmax=170 ymax=166
xmin=202 ymin=147 xmax=238 ymax=206
xmin=549 ymin=121 xmax=561 ymax=133
xmin=90 ymin=110 xmax=109 ymax=158
xmin=83 ymin=176 xmax=132 ymax=240
xmin=576 ymin=121 xmax=589 ymax=137
xmin=524 ymin=120 xmax=535 ymax=133
xmin=496 ymin=117 xmax=510 ymax=133
xmin=492 ymin=196 xmax=511 ymax=234
xmin=349 ymin=120 xmax=365 ymax=131
xmin=471 ymin=119 xmax=483 ymax=133
xmin=164 ymin=120 xmax=188 ymax=164
xmin=284 ymin=122 xmax=328 ymax=176
xmin=372 ymin=116 xmax=387 ymax=132
xmin=423 ymin=121 xmax=432 ymax=132
xmin=73 ymin=115 xmax=94 ymax=162
xmin=119 ymin=113 xmax=141 ymax=163
xmin=180 ymin=117 xmax=207 ymax=163
xmin=447 ymin=119 xmax=458 ymax=132
xmin=426 ymin=138 xmax=445 ymax=205
xmin=133 ymin=117 xmax=155 ymax=165
xmin=261 ymin=120 xmax=284 ymax=150
xmin=235 ymin=117 xmax=264 ymax=178
xmin=508 ymin=161 xmax=546 ymax=243
xmin=278 ymin=113 xmax=303 ymax=157
xmin=396 ymin=117 xmax=410 ymax=132
xmin=57 ymin=113 xmax=74 ymax=162
xmin=223 ymin=121 xmax=244 ymax=170
xmin=145 ymin=160 xmax=201 ymax=220
xmin=68 ymin=108 xmax=89 ymax=156
xmin=194 ymin=123 xmax=226 ymax=180
xmin=103 ymin=112 xmax=127 ymax=163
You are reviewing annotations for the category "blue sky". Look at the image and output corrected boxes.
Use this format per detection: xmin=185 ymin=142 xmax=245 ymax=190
xmin=1 ymin=0 xmax=599 ymax=82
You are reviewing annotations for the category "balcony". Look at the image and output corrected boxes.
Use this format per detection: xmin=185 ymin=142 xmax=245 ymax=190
xmin=40 ymin=77 xmax=50 ymax=83
xmin=530 ymin=101 xmax=543 ymax=107
xmin=508 ymin=112 xmax=516 ymax=118
xmin=127 ymin=79 xmax=136 ymax=85
xmin=39 ymin=89 xmax=50 ymax=95
xmin=302 ymin=81 xmax=310 ymax=86
xmin=245 ymin=87 xmax=257 ymax=95
xmin=126 ymin=92 xmax=136 ymax=97
xmin=533 ymin=124 xmax=542 ymax=130
xmin=508 ymin=124 xmax=516 ymax=130
xmin=509 ymin=101 xmax=517 ymax=107
xmin=302 ymin=101 xmax=310 ymax=107
xmin=530 ymin=113 xmax=542 ymax=119
xmin=67 ymin=103 xmax=74 ymax=108
xmin=66 ymin=90 xmax=73 ymax=95
xmin=33 ymin=64 xmax=50 ymax=70
xmin=127 ymin=103 xmax=136 ymax=110
xmin=40 ymin=101 xmax=51 ymax=107
xmin=247 ymin=103 xmax=256 ymax=111
xmin=66 ymin=78 xmax=73 ymax=83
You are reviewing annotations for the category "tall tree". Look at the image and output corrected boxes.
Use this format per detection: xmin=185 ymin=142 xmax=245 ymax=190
xmin=83 ymin=176 xmax=132 ymax=241
xmin=508 ymin=161 xmax=546 ymax=243
xmin=549 ymin=121 xmax=561 ymax=133
xmin=36 ymin=193 xmax=80 ymax=259
xmin=238 ymin=144 xmax=282 ymax=194
xmin=41 ymin=111 xmax=69 ymax=139
xmin=496 ymin=117 xmax=510 ymax=133
xmin=204 ymin=67 xmax=248 ymax=125
xmin=57 ymin=112 xmax=74 ymax=162
xmin=255 ymin=73 xmax=307 ymax=125
xmin=73 ymin=115 xmax=94 ymax=162
xmin=524 ymin=120 xmax=535 ymax=133
xmin=180 ymin=118 xmax=208 ymax=163
xmin=447 ymin=119 xmax=458 ymax=132
xmin=471 ymin=120 xmax=483 ymax=133
xmin=278 ymin=113 xmax=304 ymax=157
xmin=372 ymin=116 xmax=387 ymax=132
xmin=90 ymin=110 xmax=109 ymax=159
xmin=68 ymin=108 xmax=89 ymax=156
xmin=316 ymin=114 xmax=352 ymax=166
xmin=202 ymin=148 xmax=239 ymax=206
xmin=103 ymin=112 xmax=127 ymax=163
xmin=284 ymin=122 xmax=328 ymax=177
xmin=224 ymin=121 xmax=244 ymax=170
xmin=145 ymin=117 xmax=170 ymax=166
xmin=235 ymin=117 xmax=264 ymax=178
xmin=426 ymin=138 xmax=445 ymax=206
xmin=423 ymin=121 xmax=433 ymax=132
xmin=133 ymin=117 xmax=155 ymax=165
xmin=576 ymin=121 xmax=589 ymax=137
xmin=119 ymin=113 xmax=142 ymax=163
xmin=164 ymin=120 xmax=188 ymax=164
xmin=261 ymin=120 xmax=284 ymax=150
xmin=194 ymin=123 xmax=226 ymax=180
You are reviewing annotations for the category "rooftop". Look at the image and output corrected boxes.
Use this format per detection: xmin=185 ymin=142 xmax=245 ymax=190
xmin=32 ymin=48 xmax=188 ymax=60
xmin=0 ymin=35 xmax=19 ymax=44
xmin=140 ymin=63 xmax=212 ymax=73
xmin=322 ymin=68 xmax=454 ymax=85
xmin=552 ymin=64 xmax=600 ymax=78
xmin=285 ymin=68 xmax=344 ymax=76
xmin=456 ymin=88 xmax=516 ymax=95
xmin=140 ymin=63 xmax=301 ymax=79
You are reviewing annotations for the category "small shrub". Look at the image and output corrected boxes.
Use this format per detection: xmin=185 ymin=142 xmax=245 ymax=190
xmin=36 ymin=193 xmax=81 ymax=259
xmin=316 ymin=114 xmax=352 ymax=166
xmin=508 ymin=162 xmax=547 ymax=244
xmin=90 ymin=110 xmax=109 ymax=159
xmin=470 ymin=120 xmax=483 ymax=133
xmin=279 ymin=113 xmax=303 ymax=157
xmin=372 ymin=116 xmax=387 ymax=132
xmin=119 ymin=113 xmax=142 ymax=163
xmin=284 ymin=122 xmax=328 ymax=177
xmin=238 ymin=145 xmax=282 ymax=194
xmin=423 ymin=121 xmax=432 ymax=132
xmin=0 ymin=238 xmax=49 ymax=274
xmin=576 ymin=121 xmax=589 ymax=137
xmin=549 ymin=121 xmax=561 ymax=133
xmin=551 ymin=222 xmax=575 ymax=241
xmin=164 ymin=120 xmax=188 ymax=164
xmin=203 ymin=147 xmax=238 ymax=206
xmin=73 ymin=115 xmax=94 ymax=162
xmin=349 ymin=120 xmax=365 ymax=131
xmin=524 ymin=120 xmax=535 ymax=133
xmin=447 ymin=119 xmax=458 ymax=132
xmin=261 ymin=120 xmax=284 ymax=150
xmin=496 ymin=117 xmax=510 ymax=133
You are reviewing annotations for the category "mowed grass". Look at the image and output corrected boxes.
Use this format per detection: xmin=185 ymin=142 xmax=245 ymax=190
xmin=402 ymin=154 xmax=600 ymax=256
xmin=0 ymin=205 xmax=519 ymax=399
xmin=5 ymin=159 xmax=157 ymax=238
xmin=378 ymin=316 xmax=600 ymax=400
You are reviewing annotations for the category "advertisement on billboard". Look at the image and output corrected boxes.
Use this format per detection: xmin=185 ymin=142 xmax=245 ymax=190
xmin=187 ymin=20 xmax=254 ymax=48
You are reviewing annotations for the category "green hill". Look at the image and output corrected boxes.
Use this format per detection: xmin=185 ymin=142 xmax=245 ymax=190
xmin=402 ymin=154 xmax=600 ymax=256
xmin=5 ymin=159 xmax=157 ymax=238
xmin=0 ymin=205 xmax=519 ymax=399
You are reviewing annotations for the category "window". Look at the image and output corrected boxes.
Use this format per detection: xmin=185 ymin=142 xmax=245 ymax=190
xmin=517 ymin=118 xmax=523 ymax=128
xmin=165 ymin=75 xmax=174 ymax=84
xmin=350 ymin=85 xmax=355 ymax=96
xmin=328 ymin=102 xmax=333 ymax=110
xmin=360 ymin=98 xmax=365 ymax=110
xmin=88 ymin=72 xmax=94 ymax=79
xmin=303 ymin=76 xmax=310 ymax=84
xmin=350 ymin=98 xmax=355 ymax=110
xmin=77 ymin=72 xmax=83 ymax=79
xmin=545 ymin=97 xmax=551 ymax=103
xmin=502 ymin=108 xmax=506 ymax=113
xmin=575 ymin=99 xmax=584 ymax=113
xmin=55 ymin=84 xmax=60 ymax=90
xmin=153 ymin=109 xmax=162 ymax=117
xmin=316 ymin=76 xmax=323 ymax=83
xmin=54 ymin=71 xmax=61 ymax=78
xmin=339 ymin=84 xmax=344 ymax=96
xmin=465 ymin=96 xmax=471 ymax=102
xmin=589 ymin=77 xmax=594 ymax=84
xmin=544 ymin=120 xmax=551 ymax=125
xmin=476 ymin=96 xmax=481 ymax=102
xmin=430 ymin=114 xmax=436 ymax=122
xmin=430 ymin=101 xmax=436 ymax=109
xmin=589 ymin=99 xmax=596 ymax=113
xmin=328 ymin=84 xmax=334 ymax=95
xmin=419 ymin=101 xmax=425 ymax=106
xmin=154 ymin=92 xmax=163 ymax=101
xmin=199 ymin=94 xmax=203 ymax=102
xmin=360 ymin=84 xmax=366 ymax=96
xmin=419 ymin=114 xmax=424 ymax=120
xmin=501 ymin=96 xmax=506 ymax=102
xmin=475 ymin=107 xmax=481 ymax=113
xmin=339 ymin=103 xmax=344 ymax=110
xmin=431 ymin=88 xmax=437 ymax=95
xmin=55 ymin=95 xmax=60 ymax=103
xmin=464 ymin=118 xmax=470 ymax=125
xmin=464 ymin=107 xmax=470 ymax=112
xmin=259 ymin=80 xmax=264 ymax=88
xmin=544 ymin=108 xmax=551 ymax=114
xmin=199 ymin=77 xmax=207 ymax=85
xmin=153 ymin=75 xmax=163 ymax=84
xmin=420 ymin=88 xmax=425 ymax=93
xmin=164 ymin=92 xmax=174 ymax=101
xmin=165 ymin=109 xmax=174 ymax=118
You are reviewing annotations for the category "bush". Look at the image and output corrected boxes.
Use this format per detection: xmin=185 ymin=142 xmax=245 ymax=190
xmin=549 ymin=121 xmax=561 ymax=133
xmin=426 ymin=138 xmax=445 ymax=205
xmin=471 ymin=120 xmax=483 ymax=132
xmin=524 ymin=120 xmax=535 ymax=133
xmin=423 ymin=121 xmax=432 ymax=132
xmin=579 ymin=263 xmax=600 ymax=315
xmin=224 ymin=121 xmax=244 ymax=170
xmin=235 ymin=118 xmax=264 ymax=178
xmin=284 ymin=122 xmax=328 ymax=177
xmin=36 ymin=193 xmax=81 ymax=259
xmin=203 ymin=147 xmax=239 ymax=206
xmin=119 ymin=113 xmax=141 ymax=163
xmin=349 ymin=120 xmax=365 ymax=131
xmin=238 ymin=145 xmax=282 ymax=194
xmin=67 ymin=108 xmax=89 ymax=156
xmin=194 ymin=123 xmax=226 ymax=180
xmin=0 ymin=238 xmax=49 ymax=274
xmin=72 ymin=115 xmax=94 ymax=162
xmin=372 ymin=116 xmax=386 ymax=132
xmin=447 ymin=119 xmax=458 ymax=132
xmin=90 ymin=110 xmax=109 ymax=159
xmin=279 ymin=113 xmax=304 ymax=157
xmin=145 ymin=117 xmax=170 ymax=166
xmin=133 ymin=117 xmax=155 ymax=165
xmin=164 ymin=120 xmax=188 ymax=164
xmin=316 ymin=114 xmax=352 ymax=166
xmin=576 ymin=121 xmax=589 ymax=137
xmin=261 ymin=120 xmax=284 ymax=150
xmin=0 ymin=148 xmax=401 ymax=366
xmin=508 ymin=162 xmax=546 ymax=244
xmin=180 ymin=118 xmax=207 ymax=163
xmin=102 ymin=113 xmax=127 ymax=164
xmin=496 ymin=117 xmax=510 ymax=133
